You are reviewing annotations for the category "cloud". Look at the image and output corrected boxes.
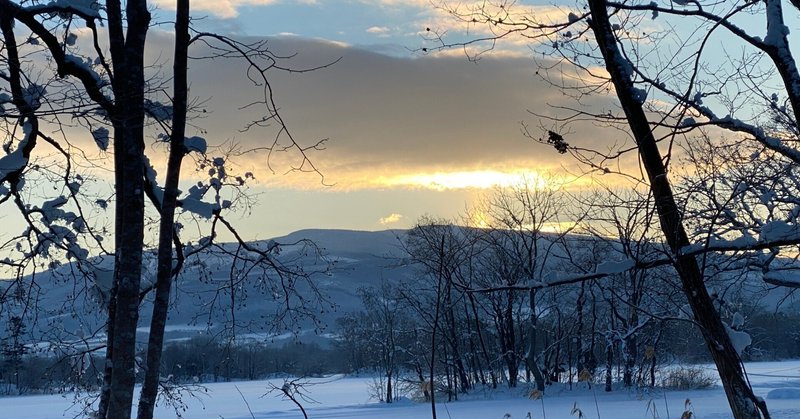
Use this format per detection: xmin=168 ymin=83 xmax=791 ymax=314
xmin=366 ymin=26 xmax=391 ymax=37
xmin=152 ymin=0 xmax=319 ymax=19
xmin=379 ymin=213 xmax=404 ymax=225
xmin=67 ymin=32 xmax=622 ymax=193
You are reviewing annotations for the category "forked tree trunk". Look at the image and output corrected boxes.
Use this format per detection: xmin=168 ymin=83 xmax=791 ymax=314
xmin=586 ymin=1 xmax=768 ymax=417
xmin=103 ymin=1 xmax=151 ymax=418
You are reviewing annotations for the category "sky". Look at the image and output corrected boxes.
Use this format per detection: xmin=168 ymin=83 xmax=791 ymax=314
xmin=7 ymin=0 xmax=792 ymax=243
xmin=138 ymin=0 xmax=602 ymax=240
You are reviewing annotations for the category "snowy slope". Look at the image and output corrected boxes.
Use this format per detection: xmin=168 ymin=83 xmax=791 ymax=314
xmin=2 ymin=361 xmax=800 ymax=418
xmin=0 ymin=229 xmax=411 ymax=350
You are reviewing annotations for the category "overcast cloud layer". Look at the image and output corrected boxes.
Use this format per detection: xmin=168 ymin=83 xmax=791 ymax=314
xmin=175 ymin=35 xmax=623 ymax=190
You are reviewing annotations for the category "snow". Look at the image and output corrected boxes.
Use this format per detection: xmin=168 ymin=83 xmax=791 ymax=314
xmin=64 ymin=55 xmax=102 ymax=83
xmin=144 ymin=99 xmax=173 ymax=122
xmin=184 ymin=136 xmax=207 ymax=154
xmin=0 ymin=120 xmax=32 ymax=181
xmin=759 ymin=221 xmax=800 ymax=243
xmin=731 ymin=312 xmax=745 ymax=329
xmin=23 ymin=84 xmax=46 ymax=110
xmin=47 ymin=0 xmax=101 ymax=18
xmin=179 ymin=183 xmax=219 ymax=219
xmin=632 ymin=87 xmax=648 ymax=104
xmin=596 ymin=259 xmax=635 ymax=275
xmin=91 ymin=127 xmax=109 ymax=151
xmin=2 ymin=361 xmax=800 ymax=418
xmin=568 ymin=12 xmax=579 ymax=23
xmin=763 ymin=270 xmax=800 ymax=286
xmin=764 ymin=1 xmax=790 ymax=47
xmin=142 ymin=155 xmax=164 ymax=205
xmin=65 ymin=33 xmax=77 ymax=46
xmin=723 ymin=322 xmax=751 ymax=356
xmin=767 ymin=388 xmax=800 ymax=400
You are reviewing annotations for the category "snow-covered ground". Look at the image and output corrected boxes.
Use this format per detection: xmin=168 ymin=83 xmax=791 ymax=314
xmin=2 ymin=361 xmax=799 ymax=418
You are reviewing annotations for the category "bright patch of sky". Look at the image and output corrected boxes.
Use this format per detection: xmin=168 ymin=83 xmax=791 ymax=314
xmin=180 ymin=1 xmax=426 ymax=52
xmin=181 ymin=0 xmax=556 ymax=56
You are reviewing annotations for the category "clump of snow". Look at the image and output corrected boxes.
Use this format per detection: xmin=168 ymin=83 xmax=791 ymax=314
xmin=759 ymin=221 xmax=800 ymax=242
xmin=142 ymin=155 xmax=164 ymax=204
xmin=759 ymin=190 xmax=775 ymax=205
xmin=64 ymin=55 xmax=103 ymax=83
xmin=568 ymin=12 xmax=579 ymax=23
xmin=767 ymin=388 xmax=800 ymax=399
xmin=723 ymin=322 xmax=751 ymax=356
xmin=144 ymin=99 xmax=173 ymax=122
xmin=179 ymin=183 xmax=219 ymax=219
xmin=23 ymin=83 xmax=46 ymax=110
xmin=45 ymin=0 xmax=101 ymax=18
xmin=731 ymin=312 xmax=745 ymax=329
xmin=0 ymin=120 xmax=32 ymax=181
xmin=764 ymin=1 xmax=790 ymax=47
xmin=596 ymin=259 xmax=635 ymax=275
xmin=181 ymin=197 xmax=219 ymax=219
xmin=185 ymin=136 xmax=207 ymax=154
xmin=763 ymin=270 xmax=800 ymax=286
xmin=92 ymin=127 xmax=109 ymax=151
xmin=632 ymin=87 xmax=648 ymax=104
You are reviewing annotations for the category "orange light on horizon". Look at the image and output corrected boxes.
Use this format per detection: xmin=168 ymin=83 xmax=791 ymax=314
xmin=377 ymin=170 xmax=553 ymax=191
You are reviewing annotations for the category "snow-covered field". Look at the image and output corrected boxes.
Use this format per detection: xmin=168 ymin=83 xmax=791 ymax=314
xmin=2 ymin=361 xmax=799 ymax=418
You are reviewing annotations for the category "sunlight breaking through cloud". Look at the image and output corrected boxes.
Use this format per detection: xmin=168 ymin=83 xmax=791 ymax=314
xmin=378 ymin=213 xmax=404 ymax=225
xmin=377 ymin=170 xmax=550 ymax=190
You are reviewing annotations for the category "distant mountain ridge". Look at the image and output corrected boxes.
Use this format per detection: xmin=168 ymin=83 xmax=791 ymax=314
xmin=0 ymin=229 xmax=413 ymax=351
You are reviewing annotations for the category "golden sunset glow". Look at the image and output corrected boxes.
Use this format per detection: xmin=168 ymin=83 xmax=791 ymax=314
xmin=378 ymin=170 xmax=552 ymax=190
xmin=470 ymin=210 xmax=490 ymax=229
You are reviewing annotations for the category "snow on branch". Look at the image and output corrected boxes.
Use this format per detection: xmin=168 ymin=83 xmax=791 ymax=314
xmin=25 ymin=0 xmax=102 ymax=20
xmin=0 ymin=120 xmax=33 ymax=184
xmin=467 ymin=229 xmax=800 ymax=293
xmin=0 ymin=0 xmax=113 ymax=111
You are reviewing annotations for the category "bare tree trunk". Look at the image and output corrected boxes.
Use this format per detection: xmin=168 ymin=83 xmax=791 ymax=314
xmin=527 ymin=288 xmax=546 ymax=391
xmin=136 ymin=1 xmax=190 ymax=418
xmin=468 ymin=293 xmax=497 ymax=388
xmin=586 ymin=2 xmax=767 ymax=417
xmin=97 ymin=283 xmax=117 ymax=416
xmin=444 ymin=282 xmax=470 ymax=393
xmin=103 ymin=2 xmax=151 ymax=417
xmin=386 ymin=371 xmax=393 ymax=404
xmin=604 ymin=338 xmax=613 ymax=392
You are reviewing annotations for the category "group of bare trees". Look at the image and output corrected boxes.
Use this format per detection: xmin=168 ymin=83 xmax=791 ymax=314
xmin=338 ymin=185 xmax=676 ymax=403
xmin=340 ymin=179 xmax=795 ymax=418
xmin=423 ymin=0 xmax=800 ymax=417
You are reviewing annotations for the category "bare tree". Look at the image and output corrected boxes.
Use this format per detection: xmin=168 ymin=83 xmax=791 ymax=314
xmin=423 ymin=0 xmax=800 ymax=416
xmin=0 ymin=2 xmax=328 ymax=418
